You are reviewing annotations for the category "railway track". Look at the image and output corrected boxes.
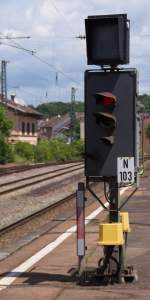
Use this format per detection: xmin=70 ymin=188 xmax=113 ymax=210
xmin=0 ymin=192 xmax=76 ymax=237
xmin=0 ymin=155 xmax=148 ymax=176
xmin=0 ymin=183 xmax=105 ymax=263
xmin=0 ymin=157 xmax=145 ymax=253
xmin=0 ymin=162 xmax=84 ymax=196
xmin=0 ymin=159 xmax=83 ymax=176
xmin=0 ymin=181 xmax=104 ymax=242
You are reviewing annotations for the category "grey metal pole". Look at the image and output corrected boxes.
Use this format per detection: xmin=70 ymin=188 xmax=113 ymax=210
xmin=109 ymin=177 xmax=125 ymax=282
xmin=76 ymin=182 xmax=86 ymax=282
xmin=1 ymin=60 xmax=8 ymax=102
xmin=109 ymin=177 xmax=123 ymax=282
xmin=109 ymin=177 xmax=119 ymax=223
xmin=70 ymin=87 xmax=76 ymax=143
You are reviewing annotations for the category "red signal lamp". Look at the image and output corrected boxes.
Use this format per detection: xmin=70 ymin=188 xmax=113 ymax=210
xmin=95 ymin=92 xmax=116 ymax=108
xmin=103 ymin=96 xmax=114 ymax=107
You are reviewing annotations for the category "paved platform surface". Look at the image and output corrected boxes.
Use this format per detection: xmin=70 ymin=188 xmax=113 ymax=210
xmin=0 ymin=166 xmax=150 ymax=299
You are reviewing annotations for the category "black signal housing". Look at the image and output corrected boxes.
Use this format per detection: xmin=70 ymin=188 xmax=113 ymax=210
xmin=84 ymin=69 xmax=137 ymax=177
xmin=85 ymin=14 xmax=129 ymax=66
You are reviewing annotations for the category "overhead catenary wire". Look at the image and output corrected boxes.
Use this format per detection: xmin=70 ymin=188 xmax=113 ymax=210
xmin=47 ymin=0 xmax=85 ymax=54
xmin=0 ymin=5 xmax=84 ymax=91
xmin=5 ymin=38 xmax=81 ymax=86
xmin=12 ymin=38 xmax=82 ymax=85
xmin=0 ymin=41 xmax=35 ymax=55
xmin=49 ymin=0 xmax=77 ymax=37
xmin=0 ymin=2 xmax=85 ymax=87
xmin=0 ymin=36 xmax=30 ymax=40
xmin=5 ymin=42 xmax=50 ymax=82
xmin=32 ymin=54 xmax=80 ymax=86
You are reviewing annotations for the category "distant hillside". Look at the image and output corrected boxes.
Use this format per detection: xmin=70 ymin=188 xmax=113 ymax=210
xmin=30 ymin=95 xmax=149 ymax=117
xmin=35 ymin=101 xmax=84 ymax=117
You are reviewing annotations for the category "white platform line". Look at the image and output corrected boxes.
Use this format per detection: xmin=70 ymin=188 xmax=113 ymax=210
xmin=0 ymin=187 xmax=129 ymax=291
xmin=120 ymin=186 xmax=132 ymax=196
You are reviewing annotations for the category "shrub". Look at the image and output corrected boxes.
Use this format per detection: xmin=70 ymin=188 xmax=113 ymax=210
xmin=13 ymin=138 xmax=84 ymax=163
xmin=0 ymin=104 xmax=13 ymax=137
xmin=74 ymin=140 xmax=84 ymax=158
xmin=34 ymin=139 xmax=53 ymax=162
xmin=14 ymin=142 xmax=35 ymax=161
xmin=48 ymin=138 xmax=84 ymax=161
xmin=48 ymin=138 xmax=68 ymax=161
xmin=0 ymin=139 xmax=15 ymax=164
xmin=0 ymin=104 xmax=14 ymax=164
xmin=34 ymin=138 xmax=84 ymax=162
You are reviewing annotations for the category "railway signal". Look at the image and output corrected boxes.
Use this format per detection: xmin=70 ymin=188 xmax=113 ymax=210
xmin=85 ymin=69 xmax=137 ymax=178
xmin=76 ymin=13 xmax=138 ymax=284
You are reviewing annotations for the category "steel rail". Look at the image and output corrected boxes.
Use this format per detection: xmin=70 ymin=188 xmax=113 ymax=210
xmin=0 ymin=192 xmax=77 ymax=236
xmin=0 ymin=155 xmax=148 ymax=176
xmin=0 ymin=182 xmax=100 ymax=237
xmin=0 ymin=160 xmax=83 ymax=176
xmin=0 ymin=165 xmax=84 ymax=196
xmin=0 ymin=162 xmax=83 ymax=188
xmin=0 ymin=180 xmax=138 ymax=238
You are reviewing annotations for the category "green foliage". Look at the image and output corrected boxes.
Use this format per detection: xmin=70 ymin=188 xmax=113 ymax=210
xmin=34 ymin=139 xmax=53 ymax=162
xmin=34 ymin=138 xmax=84 ymax=162
xmin=0 ymin=101 xmax=84 ymax=164
xmin=138 ymin=94 xmax=150 ymax=113
xmin=66 ymin=140 xmax=84 ymax=160
xmin=48 ymin=138 xmax=67 ymax=161
xmin=0 ymin=104 xmax=13 ymax=138
xmin=36 ymin=101 xmax=84 ymax=117
xmin=146 ymin=123 xmax=150 ymax=141
xmin=0 ymin=104 xmax=13 ymax=164
xmin=2 ymin=138 xmax=84 ymax=164
xmin=0 ymin=139 xmax=14 ymax=164
xmin=14 ymin=142 xmax=35 ymax=161
xmin=74 ymin=120 xmax=80 ymax=140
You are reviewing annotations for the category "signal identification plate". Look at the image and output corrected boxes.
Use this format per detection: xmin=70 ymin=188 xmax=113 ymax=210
xmin=117 ymin=157 xmax=135 ymax=184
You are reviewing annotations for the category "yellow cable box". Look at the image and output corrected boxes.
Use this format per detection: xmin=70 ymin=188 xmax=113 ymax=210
xmin=98 ymin=223 xmax=124 ymax=246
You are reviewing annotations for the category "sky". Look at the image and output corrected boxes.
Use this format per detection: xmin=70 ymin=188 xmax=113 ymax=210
xmin=0 ymin=0 xmax=150 ymax=106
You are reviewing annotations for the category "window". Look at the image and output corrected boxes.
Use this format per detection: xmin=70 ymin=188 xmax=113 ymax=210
xmin=27 ymin=122 xmax=30 ymax=135
xmin=32 ymin=123 xmax=35 ymax=135
xmin=22 ymin=122 xmax=25 ymax=135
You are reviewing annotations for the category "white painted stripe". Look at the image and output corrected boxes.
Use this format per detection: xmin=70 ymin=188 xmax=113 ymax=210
xmin=0 ymin=186 xmax=132 ymax=291
xmin=0 ymin=202 xmax=109 ymax=291
xmin=120 ymin=186 xmax=132 ymax=196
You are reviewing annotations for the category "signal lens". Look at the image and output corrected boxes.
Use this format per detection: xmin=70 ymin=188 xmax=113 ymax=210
xmin=94 ymin=112 xmax=116 ymax=129
xmin=95 ymin=92 xmax=116 ymax=108
xmin=102 ymin=97 xmax=114 ymax=107
xmin=101 ymin=136 xmax=114 ymax=145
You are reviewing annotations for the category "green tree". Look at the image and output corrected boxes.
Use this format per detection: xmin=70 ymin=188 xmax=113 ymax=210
xmin=34 ymin=139 xmax=53 ymax=162
xmin=34 ymin=138 xmax=84 ymax=162
xmin=0 ymin=104 xmax=12 ymax=138
xmin=14 ymin=142 xmax=35 ymax=161
xmin=138 ymin=94 xmax=150 ymax=113
xmin=36 ymin=101 xmax=84 ymax=117
xmin=74 ymin=120 xmax=80 ymax=140
xmin=0 ymin=104 xmax=13 ymax=164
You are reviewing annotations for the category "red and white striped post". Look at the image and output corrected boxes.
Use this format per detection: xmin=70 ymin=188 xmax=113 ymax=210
xmin=76 ymin=182 xmax=85 ymax=274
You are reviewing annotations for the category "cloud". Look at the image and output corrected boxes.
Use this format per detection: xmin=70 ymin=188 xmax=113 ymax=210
xmin=0 ymin=0 xmax=150 ymax=104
